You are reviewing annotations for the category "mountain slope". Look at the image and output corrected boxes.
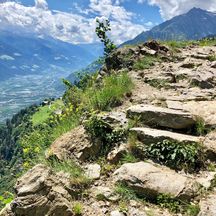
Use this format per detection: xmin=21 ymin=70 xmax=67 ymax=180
xmin=1 ymin=40 xmax=216 ymax=215
xmin=125 ymin=8 xmax=216 ymax=45
xmin=0 ymin=31 xmax=102 ymax=81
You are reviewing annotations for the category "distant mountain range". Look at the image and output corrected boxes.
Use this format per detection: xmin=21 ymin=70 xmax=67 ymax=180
xmin=0 ymin=31 xmax=102 ymax=81
xmin=124 ymin=8 xmax=216 ymax=45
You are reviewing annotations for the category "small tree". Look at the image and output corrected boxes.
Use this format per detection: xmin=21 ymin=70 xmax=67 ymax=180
xmin=95 ymin=18 xmax=116 ymax=56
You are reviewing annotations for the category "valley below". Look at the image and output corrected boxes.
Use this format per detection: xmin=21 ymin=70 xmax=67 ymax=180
xmin=0 ymin=70 xmax=67 ymax=123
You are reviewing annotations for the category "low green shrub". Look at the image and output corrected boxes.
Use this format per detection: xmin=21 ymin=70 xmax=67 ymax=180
xmin=156 ymin=194 xmax=200 ymax=215
xmin=85 ymin=115 xmax=127 ymax=155
xmin=115 ymin=183 xmax=138 ymax=201
xmin=73 ymin=202 xmax=83 ymax=215
xmin=0 ymin=192 xmax=14 ymax=209
xmin=207 ymin=55 xmax=216 ymax=62
xmin=120 ymin=153 xmax=139 ymax=164
xmin=145 ymin=139 xmax=204 ymax=172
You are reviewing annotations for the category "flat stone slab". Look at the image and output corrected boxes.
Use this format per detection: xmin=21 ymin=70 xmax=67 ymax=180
xmin=127 ymin=104 xmax=196 ymax=129
xmin=113 ymin=162 xmax=200 ymax=201
xmin=131 ymin=127 xmax=202 ymax=145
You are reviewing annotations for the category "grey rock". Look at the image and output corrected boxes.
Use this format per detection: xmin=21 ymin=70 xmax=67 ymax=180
xmin=127 ymin=104 xmax=196 ymax=129
xmin=114 ymin=162 xmax=200 ymax=201
xmin=140 ymin=47 xmax=157 ymax=56
xmin=92 ymin=186 xmax=120 ymax=202
xmin=49 ymin=126 xmax=101 ymax=161
xmin=107 ymin=143 xmax=128 ymax=164
xmin=3 ymin=164 xmax=74 ymax=216
xmin=100 ymin=111 xmax=128 ymax=129
xmin=85 ymin=164 xmax=101 ymax=180
xmin=110 ymin=210 xmax=125 ymax=216
xmin=198 ymin=193 xmax=216 ymax=216
xmin=131 ymin=127 xmax=201 ymax=145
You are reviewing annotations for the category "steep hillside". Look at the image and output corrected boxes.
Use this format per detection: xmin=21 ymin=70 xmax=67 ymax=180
xmin=124 ymin=8 xmax=216 ymax=45
xmin=1 ymin=38 xmax=216 ymax=216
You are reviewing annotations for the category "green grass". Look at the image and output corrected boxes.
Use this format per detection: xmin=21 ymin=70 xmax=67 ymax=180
xmin=21 ymin=112 xmax=80 ymax=170
xmin=31 ymin=100 xmax=64 ymax=126
xmin=198 ymin=38 xmax=216 ymax=47
xmin=86 ymin=72 xmax=134 ymax=111
xmin=115 ymin=183 xmax=138 ymax=201
xmin=73 ymin=202 xmax=83 ymax=215
xmin=164 ymin=40 xmax=194 ymax=51
xmin=133 ymin=56 xmax=160 ymax=70
xmin=207 ymin=55 xmax=216 ymax=62
xmin=46 ymin=159 xmax=90 ymax=186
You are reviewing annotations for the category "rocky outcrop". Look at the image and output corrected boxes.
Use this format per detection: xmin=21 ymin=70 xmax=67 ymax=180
xmin=127 ymin=104 xmax=196 ymax=129
xmin=1 ymin=164 xmax=75 ymax=216
xmin=113 ymin=162 xmax=201 ymax=201
xmin=49 ymin=126 xmax=100 ymax=161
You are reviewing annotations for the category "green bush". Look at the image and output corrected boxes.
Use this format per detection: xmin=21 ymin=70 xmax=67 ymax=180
xmin=145 ymin=139 xmax=203 ymax=171
xmin=85 ymin=115 xmax=127 ymax=155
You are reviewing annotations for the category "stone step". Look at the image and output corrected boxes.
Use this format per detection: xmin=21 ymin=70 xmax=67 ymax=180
xmin=113 ymin=162 xmax=201 ymax=201
xmin=131 ymin=127 xmax=202 ymax=145
xmin=127 ymin=104 xmax=196 ymax=130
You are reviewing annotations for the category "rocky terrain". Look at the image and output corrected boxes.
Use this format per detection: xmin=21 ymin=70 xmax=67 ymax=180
xmin=1 ymin=40 xmax=216 ymax=216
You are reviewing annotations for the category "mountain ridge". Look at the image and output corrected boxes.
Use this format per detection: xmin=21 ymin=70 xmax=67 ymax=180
xmin=124 ymin=8 xmax=216 ymax=45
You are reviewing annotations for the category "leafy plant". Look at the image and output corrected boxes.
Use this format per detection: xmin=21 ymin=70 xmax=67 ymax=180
xmin=85 ymin=115 xmax=127 ymax=155
xmin=0 ymin=192 xmax=14 ymax=209
xmin=120 ymin=153 xmax=138 ymax=164
xmin=194 ymin=117 xmax=208 ymax=136
xmin=145 ymin=139 xmax=203 ymax=171
xmin=95 ymin=18 xmax=116 ymax=56
xmin=115 ymin=183 xmax=138 ymax=201
xmin=73 ymin=202 xmax=83 ymax=215
xmin=156 ymin=194 xmax=199 ymax=215
xmin=207 ymin=55 xmax=216 ymax=62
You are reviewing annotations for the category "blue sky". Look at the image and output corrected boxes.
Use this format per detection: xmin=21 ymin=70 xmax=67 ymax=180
xmin=18 ymin=0 xmax=162 ymax=26
xmin=0 ymin=0 xmax=215 ymax=44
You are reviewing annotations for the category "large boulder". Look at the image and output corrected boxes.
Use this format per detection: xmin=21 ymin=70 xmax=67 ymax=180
xmin=49 ymin=126 xmax=100 ymax=161
xmin=198 ymin=193 xmax=216 ymax=216
xmin=1 ymin=164 xmax=74 ymax=216
xmin=113 ymin=162 xmax=201 ymax=201
xmin=127 ymin=104 xmax=196 ymax=130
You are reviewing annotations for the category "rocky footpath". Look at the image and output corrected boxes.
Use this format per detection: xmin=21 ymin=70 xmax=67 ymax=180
xmin=1 ymin=41 xmax=216 ymax=216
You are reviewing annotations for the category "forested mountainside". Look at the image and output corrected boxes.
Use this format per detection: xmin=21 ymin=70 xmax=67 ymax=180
xmin=124 ymin=8 xmax=216 ymax=45
xmin=1 ymin=37 xmax=216 ymax=215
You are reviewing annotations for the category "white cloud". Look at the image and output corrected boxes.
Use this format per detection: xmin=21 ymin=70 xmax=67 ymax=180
xmin=140 ymin=0 xmax=216 ymax=20
xmin=0 ymin=0 xmax=146 ymax=44
xmin=0 ymin=55 xmax=15 ymax=60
